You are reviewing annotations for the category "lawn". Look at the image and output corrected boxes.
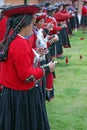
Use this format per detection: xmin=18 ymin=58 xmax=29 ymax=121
xmin=46 ymin=30 xmax=87 ymax=130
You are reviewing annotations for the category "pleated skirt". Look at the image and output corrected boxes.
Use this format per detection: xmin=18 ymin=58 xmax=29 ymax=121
xmin=60 ymin=28 xmax=71 ymax=48
xmin=49 ymin=34 xmax=63 ymax=58
xmin=80 ymin=15 xmax=87 ymax=26
xmin=0 ymin=86 xmax=50 ymax=130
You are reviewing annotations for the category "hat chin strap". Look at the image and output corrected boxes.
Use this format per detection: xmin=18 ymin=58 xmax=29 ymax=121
xmin=14 ymin=14 xmax=26 ymax=31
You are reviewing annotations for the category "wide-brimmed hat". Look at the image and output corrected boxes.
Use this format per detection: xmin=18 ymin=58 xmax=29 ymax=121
xmin=1 ymin=4 xmax=41 ymax=17
xmin=36 ymin=13 xmax=47 ymax=22
xmin=46 ymin=6 xmax=58 ymax=11
xmin=39 ymin=2 xmax=50 ymax=7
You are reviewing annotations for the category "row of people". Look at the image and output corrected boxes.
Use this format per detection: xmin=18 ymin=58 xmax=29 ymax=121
xmin=0 ymin=2 xmax=76 ymax=102
xmin=0 ymin=0 xmax=85 ymax=109
xmin=0 ymin=4 xmax=55 ymax=130
xmin=0 ymin=0 xmax=86 ymax=129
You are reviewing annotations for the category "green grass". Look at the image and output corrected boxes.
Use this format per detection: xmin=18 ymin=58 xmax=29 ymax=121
xmin=46 ymin=30 xmax=87 ymax=130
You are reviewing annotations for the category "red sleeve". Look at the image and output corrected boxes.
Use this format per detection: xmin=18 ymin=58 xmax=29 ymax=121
xmin=11 ymin=39 xmax=44 ymax=81
xmin=45 ymin=17 xmax=52 ymax=23
xmin=54 ymin=12 xmax=70 ymax=22
xmin=61 ymin=9 xmax=68 ymax=14
xmin=45 ymin=17 xmax=61 ymax=34
xmin=82 ymin=6 xmax=87 ymax=15
xmin=56 ymin=26 xmax=62 ymax=31
xmin=0 ymin=16 xmax=8 ymax=42
xmin=46 ymin=41 xmax=51 ymax=48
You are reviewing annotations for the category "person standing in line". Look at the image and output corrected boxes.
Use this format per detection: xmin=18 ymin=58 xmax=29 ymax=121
xmin=0 ymin=7 xmax=8 ymax=94
xmin=0 ymin=4 xmax=55 ymax=130
xmin=80 ymin=0 xmax=87 ymax=33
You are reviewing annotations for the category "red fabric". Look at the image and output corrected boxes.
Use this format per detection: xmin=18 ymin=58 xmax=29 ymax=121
xmin=46 ymin=73 xmax=53 ymax=90
xmin=61 ymin=9 xmax=68 ymax=14
xmin=54 ymin=12 xmax=71 ymax=23
xmin=0 ymin=35 xmax=44 ymax=90
xmin=81 ymin=6 xmax=87 ymax=16
xmin=36 ymin=14 xmax=47 ymax=22
xmin=0 ymin=16 xmax=8 ymax=42
xmin=61 ymin=10 xmax=73 ymax=19
xmin=45 ymin=17 xmax=61 ymax=35
xmin=0 ymin=16 xmax=8 ymax=91
xmin=47 ymin=41 xmax=51 ymax=48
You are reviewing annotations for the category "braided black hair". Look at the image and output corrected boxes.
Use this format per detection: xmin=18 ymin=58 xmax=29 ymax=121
xmin=0 ymin=14 xmax=33 ymax=61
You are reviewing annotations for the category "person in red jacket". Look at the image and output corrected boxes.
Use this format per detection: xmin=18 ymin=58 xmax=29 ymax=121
xmin=54 ymin=3 xmax=71 ymax=48
xmin=81 ymin=0 xmax=87 ymax=33
xmin=0 ymin=4 xmax=56 ymax=130
xmin=0 ymin=9 xmax=8 ymax=93
xmin=45 ymin=6 xmax=64 ymax=58
xmin=80 ymin=0 xmax=87 ymax=33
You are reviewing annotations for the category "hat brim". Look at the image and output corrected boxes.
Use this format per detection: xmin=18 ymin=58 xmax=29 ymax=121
xmin=64 ymin=3 xmax=70 ymax=6
xmin=1 ymin=4 xmax=41 ymax=17
xmin=46 ymin=6 xmax=58 ymax=11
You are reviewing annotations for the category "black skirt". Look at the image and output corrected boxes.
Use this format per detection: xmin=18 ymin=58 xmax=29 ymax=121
xmin=60 ymin=28 xmax=71 ymax=48
xmin=49 ymin=34 xmax=63 ymax=58
xmin=80 ymin=15 xmax=87 ymax=26
xmin=0 ymin=86 xmax=50 ymax=130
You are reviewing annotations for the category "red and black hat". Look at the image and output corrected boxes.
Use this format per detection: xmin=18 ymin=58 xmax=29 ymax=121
xmin=36 ymin=13 xmax=47 ymax=22
xmin=1 ymin=4 xmax=41 ymax=17
xmin=39 ymin=2 xmax=50 ymax=7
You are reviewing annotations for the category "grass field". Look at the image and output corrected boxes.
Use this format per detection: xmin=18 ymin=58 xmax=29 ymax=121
xmin=46 ymin=30 xmax=87 ymax=130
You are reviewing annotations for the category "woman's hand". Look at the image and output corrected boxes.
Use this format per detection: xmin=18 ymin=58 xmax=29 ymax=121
xmin=48 ymin=61 xmax=55 ymax=72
